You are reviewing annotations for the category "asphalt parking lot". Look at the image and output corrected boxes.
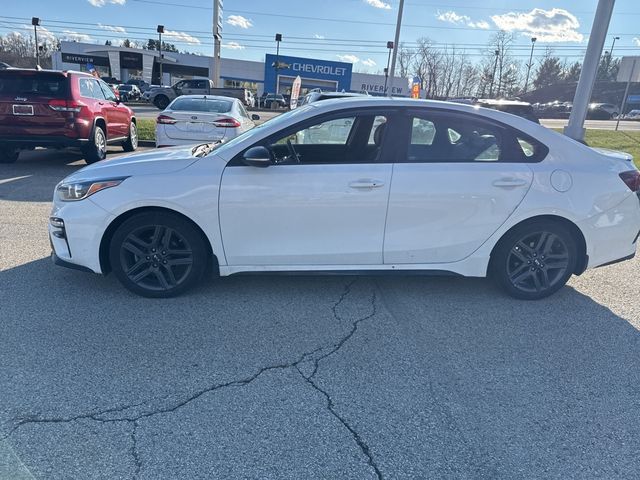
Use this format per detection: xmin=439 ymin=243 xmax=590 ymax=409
xmin=2 ymin=147 xmax=640 ymax=479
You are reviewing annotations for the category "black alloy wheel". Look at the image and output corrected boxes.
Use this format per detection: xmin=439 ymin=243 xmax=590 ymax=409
xmin=110 ymin=212 xmax=208 ymax=297
xmin=492 ymin=221 xmax=577 ymax=300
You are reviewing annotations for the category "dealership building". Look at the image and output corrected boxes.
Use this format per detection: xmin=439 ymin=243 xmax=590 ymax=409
xmin=52 ymin=41 xmax=409 ymax=97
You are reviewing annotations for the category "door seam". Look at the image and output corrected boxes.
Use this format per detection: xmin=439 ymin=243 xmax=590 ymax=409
xmin=381 ymin=163 xmax=395 ymax=264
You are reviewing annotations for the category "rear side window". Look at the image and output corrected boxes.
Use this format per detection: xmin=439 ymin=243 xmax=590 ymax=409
xmin=78 ymin=78 xmax=105 ymax=100
xmin=0 ymin=72 xmax=68 ymax=98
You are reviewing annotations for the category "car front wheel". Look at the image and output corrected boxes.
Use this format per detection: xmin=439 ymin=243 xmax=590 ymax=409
xmin=122 ymin=122 xmax=138 ymax=152
xmin=491 ymin=221 xmax=578 ymax=300
xmin=109 ymin=212 xmax=208 ymax=298
xmin=0 ymin=146 xmax=19 ymax=164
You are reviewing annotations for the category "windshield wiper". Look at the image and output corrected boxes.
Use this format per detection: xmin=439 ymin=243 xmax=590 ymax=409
xmin=191 ymin=140 xmax=222 ymax=157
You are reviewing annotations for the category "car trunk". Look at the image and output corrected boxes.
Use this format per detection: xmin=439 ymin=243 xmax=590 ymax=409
xmin=162 ymin=110 xmax=236 ymax=141
xmin=0 ymin=71 xmax=71 ymax=137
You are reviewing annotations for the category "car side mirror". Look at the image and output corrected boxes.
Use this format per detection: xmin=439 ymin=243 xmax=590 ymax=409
xmin=242 ymin=146 xmax=272 ymax=168
xmin=251 ymin=114 xmax=260 ymax=121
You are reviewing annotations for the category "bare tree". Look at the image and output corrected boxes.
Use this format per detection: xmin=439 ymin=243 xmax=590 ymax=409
xmin=0 ymin=32 xmax=56 ymax=68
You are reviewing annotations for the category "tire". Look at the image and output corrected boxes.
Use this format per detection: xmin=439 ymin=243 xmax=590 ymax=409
xmin=109 ymin=212 xmax=208 ymax=298
xmin=82 ymin=125 xmax=107 ymax=164
xmin=0 ymin=146 xmax=19 ymax=164
xmin=490 ymin=220 xmax=578 ymax=300
xmin=122 ymin=121 xmax=138 ymax=152
xmin=154 ymin=95 xmax=170 ymax=110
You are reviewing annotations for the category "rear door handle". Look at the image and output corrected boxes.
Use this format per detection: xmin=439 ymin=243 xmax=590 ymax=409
xmin=492 ymin=178 xmax=528 ymax=188
xmin=349 ymin=179 xmax=385 ymax=189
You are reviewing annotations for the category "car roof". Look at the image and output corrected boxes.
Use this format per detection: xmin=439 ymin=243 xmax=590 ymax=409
xmin=172 ymin=94 xmax=238 ymax=101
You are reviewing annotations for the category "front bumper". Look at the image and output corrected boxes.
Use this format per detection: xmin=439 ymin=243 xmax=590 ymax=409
xmin=49 ymin=197 xmax=115 ymax=274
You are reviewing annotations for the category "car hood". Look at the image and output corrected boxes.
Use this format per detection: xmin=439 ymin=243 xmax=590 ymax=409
xmin=590 ymin=147 xmax=634 ymax=163
xmin=63 ymin=145 xmax=202 ymax=182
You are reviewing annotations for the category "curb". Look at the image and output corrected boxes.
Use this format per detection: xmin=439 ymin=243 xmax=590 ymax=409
xmin=138 ymin=140 xmax=156 ymax=147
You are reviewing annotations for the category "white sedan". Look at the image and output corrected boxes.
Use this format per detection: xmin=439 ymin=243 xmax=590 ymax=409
xmin=50 ymin=98 xmax=640 ymax=299
xmin=155 ymin=95 xmax=258 ymax=147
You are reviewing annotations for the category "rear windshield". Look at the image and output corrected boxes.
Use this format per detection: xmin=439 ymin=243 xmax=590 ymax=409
xmin=0 ymin=72 xmax=68 ymax=98
xmin=170 ymin=97 xmax=232 ymax=113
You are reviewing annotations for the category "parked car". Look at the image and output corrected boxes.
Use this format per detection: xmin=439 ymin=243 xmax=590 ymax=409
xmin=146 ymin=79 xmax=255 ymax=110
xmin=126 ymin=78 xmax=151 ymax=93
xmin=49 ymin=97 xmax=640 ymax=299
xmin=263 ymin=93 xmax=287 ymax=109
xmin=298 ymin=90 xmax=367 ymax=107
xmin=588 ymin=103 xmax=619 ymax=120
xmin=0 ymin=68 xmax=137 ymax=164
xmin=475 ymin=99 xmax=539 ymax=123
xmin=118 ymin=84 xmax=141 ymax=102
xmin=155 ymin=95 xmax=258 ymax=147
xmin=624 ymin=109 xmax=640 ymax=120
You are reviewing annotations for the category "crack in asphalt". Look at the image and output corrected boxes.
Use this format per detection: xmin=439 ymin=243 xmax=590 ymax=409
xmin=4 ymin=278 xmax=382 ymax=479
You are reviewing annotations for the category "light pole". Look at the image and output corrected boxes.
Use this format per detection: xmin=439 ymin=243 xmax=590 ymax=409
xmin=523 ymin=37 xmax=537 ymax=93
xmin=384 ymin=41 xmax=393 ymax=94
xmin=606 ymin=35 xmax=620 ymax=74
xmin=157 ymin=25 xmax=164 ymax=86
xmin=32 ymin=17 xmax=40 ymax=68
xmin=488 ymin=49 xmax=499 ymax=98
xmin=274 ymin=33 xmax=282 ymax=94
xmin=387 ymin=0 xmax=405 ymax=97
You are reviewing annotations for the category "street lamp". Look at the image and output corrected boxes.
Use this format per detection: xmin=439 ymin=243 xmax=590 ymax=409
xmin=489 ymin=49 xmax=499 ymax=98
xmin=606 ymin=35 xmax=620 ymax=73
xmin=274 ymin=33 xmax=282 ymax=93
xmin=157 ymin=25 xmax=164 ymax=86
xmin=523 ymin=37 xmax=537 ymax=94
xmin=384 ymin=41 xmax=394 ymax=94
xmin=31 ymin=17 xmax=40 ymax=68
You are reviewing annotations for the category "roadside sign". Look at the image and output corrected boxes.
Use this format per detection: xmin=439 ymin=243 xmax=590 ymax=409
xmin=617 ymin=57 xmax=640 ymax=83
xmin=411 ymin=76 xmax=420 ymax=99
xmin=627 ymin=94 xmax=640 ymax=104
xmin=290 ymin=75 xmax=302 ymax=109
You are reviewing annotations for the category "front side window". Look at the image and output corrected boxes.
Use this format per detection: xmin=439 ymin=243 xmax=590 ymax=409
xmin=286 ymin=117 xmax=356 ymax=145
xmin=98 ymin=81 xmax=117 ymax=101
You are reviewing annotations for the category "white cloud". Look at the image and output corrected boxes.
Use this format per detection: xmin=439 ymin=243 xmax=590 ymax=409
xmin=62 ymin=30 xmax=93 ymax=43
xmin=222 ymin=42 xmax=244 ymax=50
xmin=314 ymin=34 xmax=325 ymax=40
xmin=163 ymin=30 xmax=201 ymax=45
xmin=226 ymin=15 xmax=253 ymax=29
xmin=87 ymin=0 xmax=125 ymax=6
xmin=362 ymin=58 xmax=377 ymax=67
xmin=22 ymin=25 xmax=57 ymax=44
xmin=436 ymin=11 xmax=490 ymax=29
xmin=98 ymin=23 xmax=126 ymax=33
xmin=491 ymin=8 xmax=583 ymax=43
xmin=337 ymin=54 xmax=360 ymax=63
xmin=634 ymin=37 xmax=640 ymax=47
xmin=364 ymin=0 xmax=391 ymax=10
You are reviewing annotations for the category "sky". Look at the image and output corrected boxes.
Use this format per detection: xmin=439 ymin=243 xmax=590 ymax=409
xmin=1 ymin=0 xmax=639 ymax=72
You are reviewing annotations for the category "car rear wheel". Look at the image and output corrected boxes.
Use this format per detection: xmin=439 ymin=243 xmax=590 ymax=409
xmin=122 ymin=122 xmax=138 ymax=152
xmin=109 ymin=212 xmax=208 ymax=298
xmin=0 ymin=146 xmax=19 ymax=164
xmin=491 ymin=221 xmax=577 ymax=300
xmin=83 ymin=125 xmax=107 ymax=164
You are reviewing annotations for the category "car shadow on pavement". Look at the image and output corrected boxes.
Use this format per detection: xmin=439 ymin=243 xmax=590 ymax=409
xmin=0 ymin=147 xmax=135 ymax=202
xmin=2 ymin=257 xmax=640 ymax=478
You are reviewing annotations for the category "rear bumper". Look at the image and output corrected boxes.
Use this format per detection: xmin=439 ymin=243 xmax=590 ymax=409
xmin=0 ymin=135 xmax=89 ymax=149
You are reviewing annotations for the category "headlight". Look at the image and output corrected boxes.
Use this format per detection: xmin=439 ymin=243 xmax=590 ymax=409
xmin=56 ymin=177 xmax=128 ymax=201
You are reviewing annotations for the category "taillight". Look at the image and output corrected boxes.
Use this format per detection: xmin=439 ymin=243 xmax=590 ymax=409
xmin=619 ymin=170 xmax=640 ymax=192
xmin=49 ymin=99 xmax=83 ymax=113
xmin=213 ymin=117 xmax=241 ymax=128
xmin=156 ymin=114 xmax=176 ymax=125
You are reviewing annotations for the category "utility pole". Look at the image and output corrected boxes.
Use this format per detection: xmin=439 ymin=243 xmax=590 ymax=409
xmin=523 ymin=37 xmax=537 ymax=93
xmin=32 ymin=17 xmax=40 ymax=68
xmin=387 ymin=0 xmax=404 ymax=97
xmin=384 ymin=41 xmax=393 ymax=94
xmin=212 ymin=0 xmax=222 ymax=87
xmin=157 ymin=25 xmax=164 ymax=86
xmin=565 ymin=0 xmax=616 ymax=141
xmin=488 ymin=49 xmax=499 ymax=98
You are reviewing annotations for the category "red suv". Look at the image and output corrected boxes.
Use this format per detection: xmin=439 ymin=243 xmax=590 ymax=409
xmin=0 ymin=69 xmax=137 ymax=164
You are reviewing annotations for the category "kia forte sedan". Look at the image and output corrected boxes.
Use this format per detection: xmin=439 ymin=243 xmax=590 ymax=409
xmin=49 ymin=98 xmax=640 ymax=299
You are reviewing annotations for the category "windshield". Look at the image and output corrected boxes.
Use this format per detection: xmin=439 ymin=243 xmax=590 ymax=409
xmin=169 ymin=97 xmax=233 ymax=113
xmin=211 ymin=104 xmax=316 ymax=157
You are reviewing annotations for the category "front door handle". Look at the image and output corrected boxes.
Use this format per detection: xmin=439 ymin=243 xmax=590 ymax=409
xmin=349 ymin=179 xmax=385 ymax=189
xmin=492 ymin=178 xmax=528 ymax=188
